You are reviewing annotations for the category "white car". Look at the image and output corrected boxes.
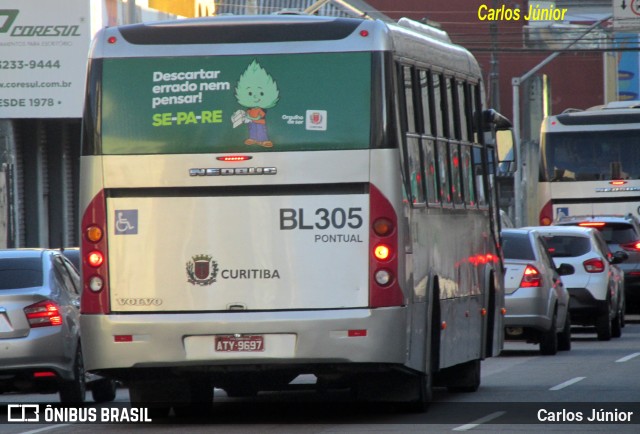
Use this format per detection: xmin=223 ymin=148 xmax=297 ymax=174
xmin=502 ymin=228 xmax=574 ymax=355
xmin=532 ymin=226 xmax=627 ymax=341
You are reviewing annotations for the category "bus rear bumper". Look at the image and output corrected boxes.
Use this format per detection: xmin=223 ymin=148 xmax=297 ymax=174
xmin=80 ymin=307 xmax=408 ymax=372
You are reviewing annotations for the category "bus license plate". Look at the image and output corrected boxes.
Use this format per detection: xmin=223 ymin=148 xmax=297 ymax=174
xmin=215 ymin=335 xmax=264 ymax=352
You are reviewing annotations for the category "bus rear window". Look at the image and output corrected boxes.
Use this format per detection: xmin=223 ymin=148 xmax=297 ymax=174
xmin=97 ymin=52 xmax=371 ymax=155
xmin=543 ymin=235 xmax=591 ymax=258
xmin=542 ymin=130 xmax=640 ymax=181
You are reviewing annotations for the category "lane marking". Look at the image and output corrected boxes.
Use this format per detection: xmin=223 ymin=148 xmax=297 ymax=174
xmin=616 ymin=352 xmax=640 ymax=363
xmin=452 ymin=411 xmax=506 ymax=431
xmin=549 ymin=376 xmax=585 ymax=391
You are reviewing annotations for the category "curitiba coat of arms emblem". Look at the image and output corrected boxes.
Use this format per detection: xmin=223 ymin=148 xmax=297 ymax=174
xmin=186 ymin=254 xmax=218 ymax=286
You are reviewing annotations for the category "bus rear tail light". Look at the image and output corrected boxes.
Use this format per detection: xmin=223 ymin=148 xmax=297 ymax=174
xmin=539 ymin=200 xmax=553 ymax=226
xmin=24 ymin=300 xmax=63 ymax=328
xmin=373 ymin=244 xmax=391 ymax=261
xmin=369 ymin=184 xmax=403 ymax=307
xmin=520 ymin=265 xmax=542 ymax=288
xmin=621 ymin=241 xmax=640 ymax=252
xmin=81 ymin=190 xmax=110 ymax=314
xmin=583 ymin=258 xmax=605 ymax=273
xmin=87 ymin=250 xmax=104 ymax=267
xmin=372 ymin=217 xmax=394 ymax=236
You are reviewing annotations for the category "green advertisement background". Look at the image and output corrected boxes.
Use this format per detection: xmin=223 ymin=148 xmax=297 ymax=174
xmin=101 ymin=52 xmax=371 ymax=154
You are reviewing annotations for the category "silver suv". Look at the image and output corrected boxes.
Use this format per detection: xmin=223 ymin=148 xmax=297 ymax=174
xmin=555 ymin=214 xmax=640 ymax=313
xmin=534 ymin=226 xmax=627 ymax=341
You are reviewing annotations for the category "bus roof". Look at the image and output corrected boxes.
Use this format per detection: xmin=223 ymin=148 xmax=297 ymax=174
xmin=91 ymin=14 xmax=481 ymax=80
xmin=544 ymin=102 xmax=640 ymax=131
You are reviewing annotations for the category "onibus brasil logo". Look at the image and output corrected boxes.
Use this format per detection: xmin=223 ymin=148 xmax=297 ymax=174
xmin=186 ymin=254 xmax=219 ymax=286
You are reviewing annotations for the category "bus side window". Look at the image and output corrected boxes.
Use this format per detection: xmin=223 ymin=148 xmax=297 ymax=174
xmin=450 ymin=142 xmax=463 ymax=205
xmin=403 ymin=66 xmax=417 ymax=133
xmin=407 ymin=135 xmax=426 ymax=206
xmin=437 ymin=139 xmax=452 ymax=205
xmin=462 ymin=144 xmax=476 ymax=207
xmin=449 ymin=78 xmax=461 ymax=141
xmin=424 ymin=138 xmax=440 ymax=204
xmin=432 ymin=74 xmax=444 ymax=137
xmin=395 ymin=62 xmax=412 ymax=203
xmin=458 ymin=81 xmax=471 ymax=142
xmin=473 ymin=146 xmax=488 ymax=208
xmin=419 ymin=70 xmax=434 ymax=136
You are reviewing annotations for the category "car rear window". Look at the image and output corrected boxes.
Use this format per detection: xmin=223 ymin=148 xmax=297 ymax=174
xmin=502 ymin=233 xmax=535 ymax=260
xmin=543 ymin=235 xmax=591 ymax=257
xmin=599 ymin=224 xmax=638 ymax=244
xmin=0 ymin=258 xmax=43 ymax=289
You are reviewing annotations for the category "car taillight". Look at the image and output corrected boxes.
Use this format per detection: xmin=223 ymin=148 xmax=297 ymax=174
xmin=369 ymin=184 xmax=403 ymax=307
xmin=583 ymin=258 xmax=605 ymax=273
xmin=24 ymin=300 xmax=63 ymax=328
xmin=81 ymin=190 xmax=110 ymax=314
xmin=520 ymin=265 xmax=542 ymax=288
xmin=621 ymin=241 xmax=640 ymax=252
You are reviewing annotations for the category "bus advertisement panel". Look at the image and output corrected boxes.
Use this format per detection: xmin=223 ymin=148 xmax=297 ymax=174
xmin=99 ymin=53 xmax=371 ymax=154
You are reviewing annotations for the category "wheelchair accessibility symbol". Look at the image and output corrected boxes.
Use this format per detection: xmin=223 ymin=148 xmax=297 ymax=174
xmin=115 ymin=210 xmax=138 ymax=235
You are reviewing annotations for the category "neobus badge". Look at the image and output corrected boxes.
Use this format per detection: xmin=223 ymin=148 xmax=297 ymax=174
xmin=189 ymin=167 xmax=277 ymax=176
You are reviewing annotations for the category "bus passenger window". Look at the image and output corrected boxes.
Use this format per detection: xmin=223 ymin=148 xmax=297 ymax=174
xmin=450 ymin=143 xmax=463 ymax=205
xmin=462 ymin=144 xmax=476 ymax=207
xmin=432 ymin=74 xmax=444 ymax=137
xmin=423 ymin=138 xmax=439 ymax=204
xmin=457 ymin=82 xmax=469 ymax=142
xmin=445 ymin=77 xmax=456 ymax=139
xmin=473 ymin=147 xmax=488 ymax=208
xmin=403 ymin=66 xmax=417 ymax=133
xmin=437 ymin=140 xmax=451 ymax=204
xmin=407 ymin=135 xmax=426 ymax=205
xmin=419 ymin=70 xmax=433 ymax=136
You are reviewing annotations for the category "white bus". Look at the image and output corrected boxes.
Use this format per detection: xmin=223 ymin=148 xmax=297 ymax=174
xmin=79 ymin=14 xmax=508 ymax=413
xmin=537 ymin=101 xmax=640 ymax=225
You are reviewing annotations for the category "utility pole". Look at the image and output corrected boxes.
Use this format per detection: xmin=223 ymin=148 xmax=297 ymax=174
xmin=125 ymin=0 xmax=137 ymax=24
xmin=489 ymin=0 xmax=500 ymax=111
xmin=246 ymin=0 xmax=258 ymax=15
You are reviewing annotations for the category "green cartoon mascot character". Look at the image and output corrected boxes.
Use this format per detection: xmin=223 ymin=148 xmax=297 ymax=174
xmin=232 ymin=60 xmax=280 ymax=148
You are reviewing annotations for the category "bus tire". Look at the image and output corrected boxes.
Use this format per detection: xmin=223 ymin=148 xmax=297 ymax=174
xmin=403 ymin=372 xmax=432 ymax=413
xmin=446 ymin=359 xmax=481 ymax=393
xmin=91 ymin=378 xmax=117 ymax=403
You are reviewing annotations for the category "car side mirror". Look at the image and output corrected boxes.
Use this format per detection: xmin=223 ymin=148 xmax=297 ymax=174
xmin=611 ymin=251 xmax=629 ymax=264
xmin=557 ymin=263 xmax=575 ymax=276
